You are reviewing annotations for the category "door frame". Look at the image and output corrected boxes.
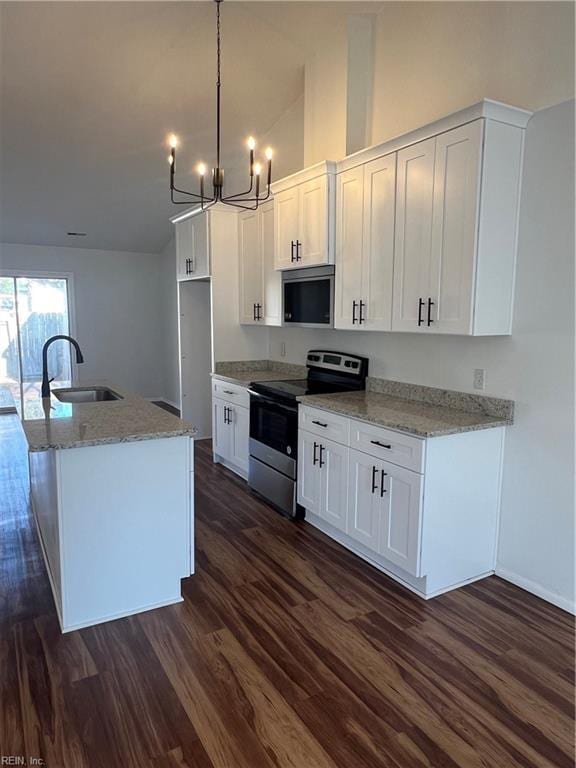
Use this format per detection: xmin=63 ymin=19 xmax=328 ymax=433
xmin=0 ymin=269 xmax=79 ymax=385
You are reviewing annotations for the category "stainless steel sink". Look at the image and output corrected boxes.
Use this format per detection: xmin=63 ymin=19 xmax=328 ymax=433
xmin=53 ymin=387 xmax=123 ymax=403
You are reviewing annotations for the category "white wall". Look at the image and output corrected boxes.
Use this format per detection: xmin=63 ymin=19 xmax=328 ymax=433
xmin=158 ymin=238 xmax=180 ymax=406
xmin=269 ymin=99 xmax=575 ymax=611
xmin=304 ymin=1 xmax=575 ymax=164
xmin=0 ymin=242 xmax=166 ymax=398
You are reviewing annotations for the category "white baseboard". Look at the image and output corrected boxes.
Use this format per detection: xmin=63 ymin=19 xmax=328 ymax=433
xmin=496 ymin=567 xmax=576 ymax=615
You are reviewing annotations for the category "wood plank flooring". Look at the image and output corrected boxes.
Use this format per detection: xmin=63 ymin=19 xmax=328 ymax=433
xmin=1 ymin=417 xmax=574 ymax=767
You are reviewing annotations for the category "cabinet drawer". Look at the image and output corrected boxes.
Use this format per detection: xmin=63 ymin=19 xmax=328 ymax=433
xmin=349 ymin=419 xmax=424 ymax=473
xmin=299 ymin=405 xmax=349 ymax=445
xmin=212 ymin=379 xmax=250 ymax=409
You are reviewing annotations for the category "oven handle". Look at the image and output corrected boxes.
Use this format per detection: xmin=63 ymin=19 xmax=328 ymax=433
xmin=248 ymin=390 xmax=298 ymax=413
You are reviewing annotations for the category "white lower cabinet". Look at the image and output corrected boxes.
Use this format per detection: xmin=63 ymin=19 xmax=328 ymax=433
xmin=298 ymin=404 xmax=504 ymax=599
xmin=297 ymin=432 xmax=348 ymax=530
xmin=212 ymin=393 xmax=249 ymax=478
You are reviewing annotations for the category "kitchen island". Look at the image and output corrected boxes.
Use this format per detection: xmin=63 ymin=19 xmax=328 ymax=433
xmin=19 ymin=383 xmax=196 ymax=633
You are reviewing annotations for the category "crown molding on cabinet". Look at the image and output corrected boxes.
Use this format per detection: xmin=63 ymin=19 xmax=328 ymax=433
xmin=270 ymin=160 xmax=337 ymax=195
xmin=170 ymin=201 xmax=241 ymax=225
xmin=336 ymin=98 xmax=533 ymax=174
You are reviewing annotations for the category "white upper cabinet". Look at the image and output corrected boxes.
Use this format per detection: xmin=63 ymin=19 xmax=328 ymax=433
xmin=335 ymin=154 xmax=396 ymax=331
xmin=271 ymin=162 xmax=336 ymax=270
xmin=334 ymin=99 xmax=531 ymax=336
xmin=392 ymin=137 xmax=436 ymax=332
xmin=174 ymin=212 xmax=210 ymax=281
xmin=238 ymin=201 xmax=281 ymax=326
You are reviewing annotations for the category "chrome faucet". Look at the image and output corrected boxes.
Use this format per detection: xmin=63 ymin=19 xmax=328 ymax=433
xmin=41 ymin=335 xmax=85 ymax=399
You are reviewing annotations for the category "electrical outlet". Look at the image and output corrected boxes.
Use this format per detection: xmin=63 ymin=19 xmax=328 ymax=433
xmin=280 ymin=342 xmax=286 ymax=358
xmin=473 ymin=368 xmax=486 ymax=390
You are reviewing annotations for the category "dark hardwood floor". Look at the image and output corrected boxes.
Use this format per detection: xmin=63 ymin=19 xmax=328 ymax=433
xmin=1 ymin=417 xmax=574 ymax=767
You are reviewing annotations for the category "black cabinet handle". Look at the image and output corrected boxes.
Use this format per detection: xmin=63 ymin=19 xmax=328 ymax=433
xmin=223 ymin=406 xmax=228 ymax=424
xmin=359 ymin=300 xmax=366 ymax=324
xmin=418 ymin=297 xmax=425 ymax=326
xmin=380 ymin=470 xmax=388 ymax=496
xmin=319 ymin=444 xmax=325 ymax=468
xmin=296 ymin=241 xmax=302 ymax=261
xmin=313 ymin=441 xmax=318 ymax=466
xmin=253 ymin=303 xmax=256 ymax=321
xmin=371 ymin=465 xmax=378 ymax=494
xmin=312 ymin=420 xmax=328 ymax=428
xmin=352 ymin=300 xmax=358 ymax=325
xmin=370 ymin=440 xmax=391 ymax=449
xmin=256 ymin=303 xmax=262 ymax=321
xmin=427 ymin=298 xmax=435 ymax=326
xmin=290 ymin=241 xmax=295 ymax=262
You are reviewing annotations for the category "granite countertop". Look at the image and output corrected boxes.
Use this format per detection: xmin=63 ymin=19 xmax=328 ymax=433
xmin=21 ymin=382 xmax=197 ymax=452
xmin=297 ymin=390 xmax=513 ymax=438
xmin=212 ymin=360 xmax=307 ymax=387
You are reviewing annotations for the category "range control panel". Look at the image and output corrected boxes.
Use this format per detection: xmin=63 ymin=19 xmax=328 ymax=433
xmin=306 ymin=350 xmax=368 ymax=377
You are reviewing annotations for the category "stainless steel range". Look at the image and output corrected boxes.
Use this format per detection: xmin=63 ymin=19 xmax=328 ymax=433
xmin=248 ymin=350 xmax=368 ymax=518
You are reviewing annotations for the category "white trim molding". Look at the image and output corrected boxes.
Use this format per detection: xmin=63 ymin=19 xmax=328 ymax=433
xmin=496 ymin=567 xmax=576 ymax=615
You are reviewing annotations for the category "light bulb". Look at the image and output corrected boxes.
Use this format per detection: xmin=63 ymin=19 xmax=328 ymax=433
xmin=168 ymin=155 xmax=174 ymax=165
xmin=247 ymin=136 xmax=256 ymax=151
xmin=265 ymin=147 xmax=273 ymax=161
xmin=253 ymin=162 xmax=262 ymax=176
xmin=169 ymin=134 xmax=178 ymax=149
xmin=197 ymin=162 xmax=207 ymax=176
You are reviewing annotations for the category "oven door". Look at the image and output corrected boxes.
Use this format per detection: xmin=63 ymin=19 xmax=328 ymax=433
xmin=249 ymin=391 xmax=298 ymax=470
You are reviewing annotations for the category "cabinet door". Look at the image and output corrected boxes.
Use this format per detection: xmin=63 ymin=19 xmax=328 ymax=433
xmin=212 ymin=397 xmax=230 ymax=461
xmin=319 ymin=437 xmax=348 ymax=532
xmin=228 ymin=404 xmax=249 ymax=474
xmin=362 ymin=154 xmax=396 ymax=331
xmin=347 ymin=448 xmax=385 ymax=552
xmin=392 ymin=137 xmax=436 ymax=332
xmin=430 ymin=121 xmax=483 ymax=334
xmin=378 ymin=461 xmax=423 ymax=577
xmin=175 ymin=218 xmax=194 ymax=279
xmin=297 ymin=430 xmax=322 ymax=515
xmin=334 ymin=166 xmax=364 ymax=330
xmin=261 ymin=201 xmax=282 ymax=326
xmin=238 ymin=210 xmax=263 ymax=325
xmin=189 ymin=214 xmax=210 ymax=279
xmin=274 ymin=188 xmax=300 ymax=269
xmin=299 ymin=176 xmax=329 ymax=267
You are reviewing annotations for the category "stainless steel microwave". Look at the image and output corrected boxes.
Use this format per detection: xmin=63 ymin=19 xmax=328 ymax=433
xmin=282 ymin=266 xmax=335 ymax=328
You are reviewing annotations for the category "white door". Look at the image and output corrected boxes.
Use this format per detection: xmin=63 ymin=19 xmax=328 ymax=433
xmin=319 ymin=438 xmax=348 ymax=532
xmin=362 ymin=154 xmax=396 ymax=331
xmin=347 ymin=448 xmax=384 ymax=552
xmin=334 ymin=166 xmax=364 ymax=330
xmin=378 ymin=461 xmax=423 ymax=577
xmin=228 ymin=405 xmax=249 ymax=473
xmin=212 ymin=397 xmax=231 ymax=461
xmin=392 ymin=137 xmax=436 ymax=332
xmin=430 ymin=121 xmax=483 ymax=334
xmin=261 ymin=201 xmax=282 ymax=326
xmin=274 ymin=188 xmax=300 ymax=269
xmin=175 ymin=218 xmax=194 ymax=279
xmin=297 ymin=431 xmax=322 ymax=515
xmin=238 ymin=210 xmax=263 ymax=324
xmin=298 ymin=176 xmax=329 ymax=267
xmin=189 ymin=214 xmax=210 ymax=279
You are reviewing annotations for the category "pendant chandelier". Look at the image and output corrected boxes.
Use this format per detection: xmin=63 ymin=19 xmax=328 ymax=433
xmin=167 ymin=0 xmax=273 ymax=211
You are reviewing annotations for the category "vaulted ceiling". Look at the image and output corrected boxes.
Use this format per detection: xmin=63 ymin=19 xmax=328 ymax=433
xmin=1 ymin=1 xmax=359 ymax=253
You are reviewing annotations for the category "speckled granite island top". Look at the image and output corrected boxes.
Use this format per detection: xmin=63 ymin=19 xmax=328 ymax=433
xmin=298 ymin=387 xmax=514 ymax=438
xmin=21 ymin=383 xmax=197 ymax=452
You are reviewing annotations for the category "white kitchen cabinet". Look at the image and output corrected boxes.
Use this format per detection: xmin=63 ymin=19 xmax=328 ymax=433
xmin=335 ymin=154 xmax=396 ymax=331
xmin=298 ymin=403 xmax=506 ymax=600
xmin=297 ymin=431 xmax=348 ymax=531
xmin=271 ymin=162 xmax=336 ymax=270
xmin=238 ymin=201 xmax=281 ymax=326
xmin=174 ymin=211 xmax=210 ymax=280
xmin=212 ymin=385 xmax=249 ymax=479
xmin=378 ymin=460 xmax=423 ymax=576
xmin=333 ymin=100 xmax=530 ymax=336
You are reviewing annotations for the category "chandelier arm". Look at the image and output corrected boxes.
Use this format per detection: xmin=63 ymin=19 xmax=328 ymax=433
xmin=222 ymin=186 xmax=272 ymax=204
xmin=220 ymin=198 xmax=260 ymax=211
xmin=171 ymin=187 xmax=218 ymax=205
xmin=221 ymin=177 xmax=255 ymax=202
